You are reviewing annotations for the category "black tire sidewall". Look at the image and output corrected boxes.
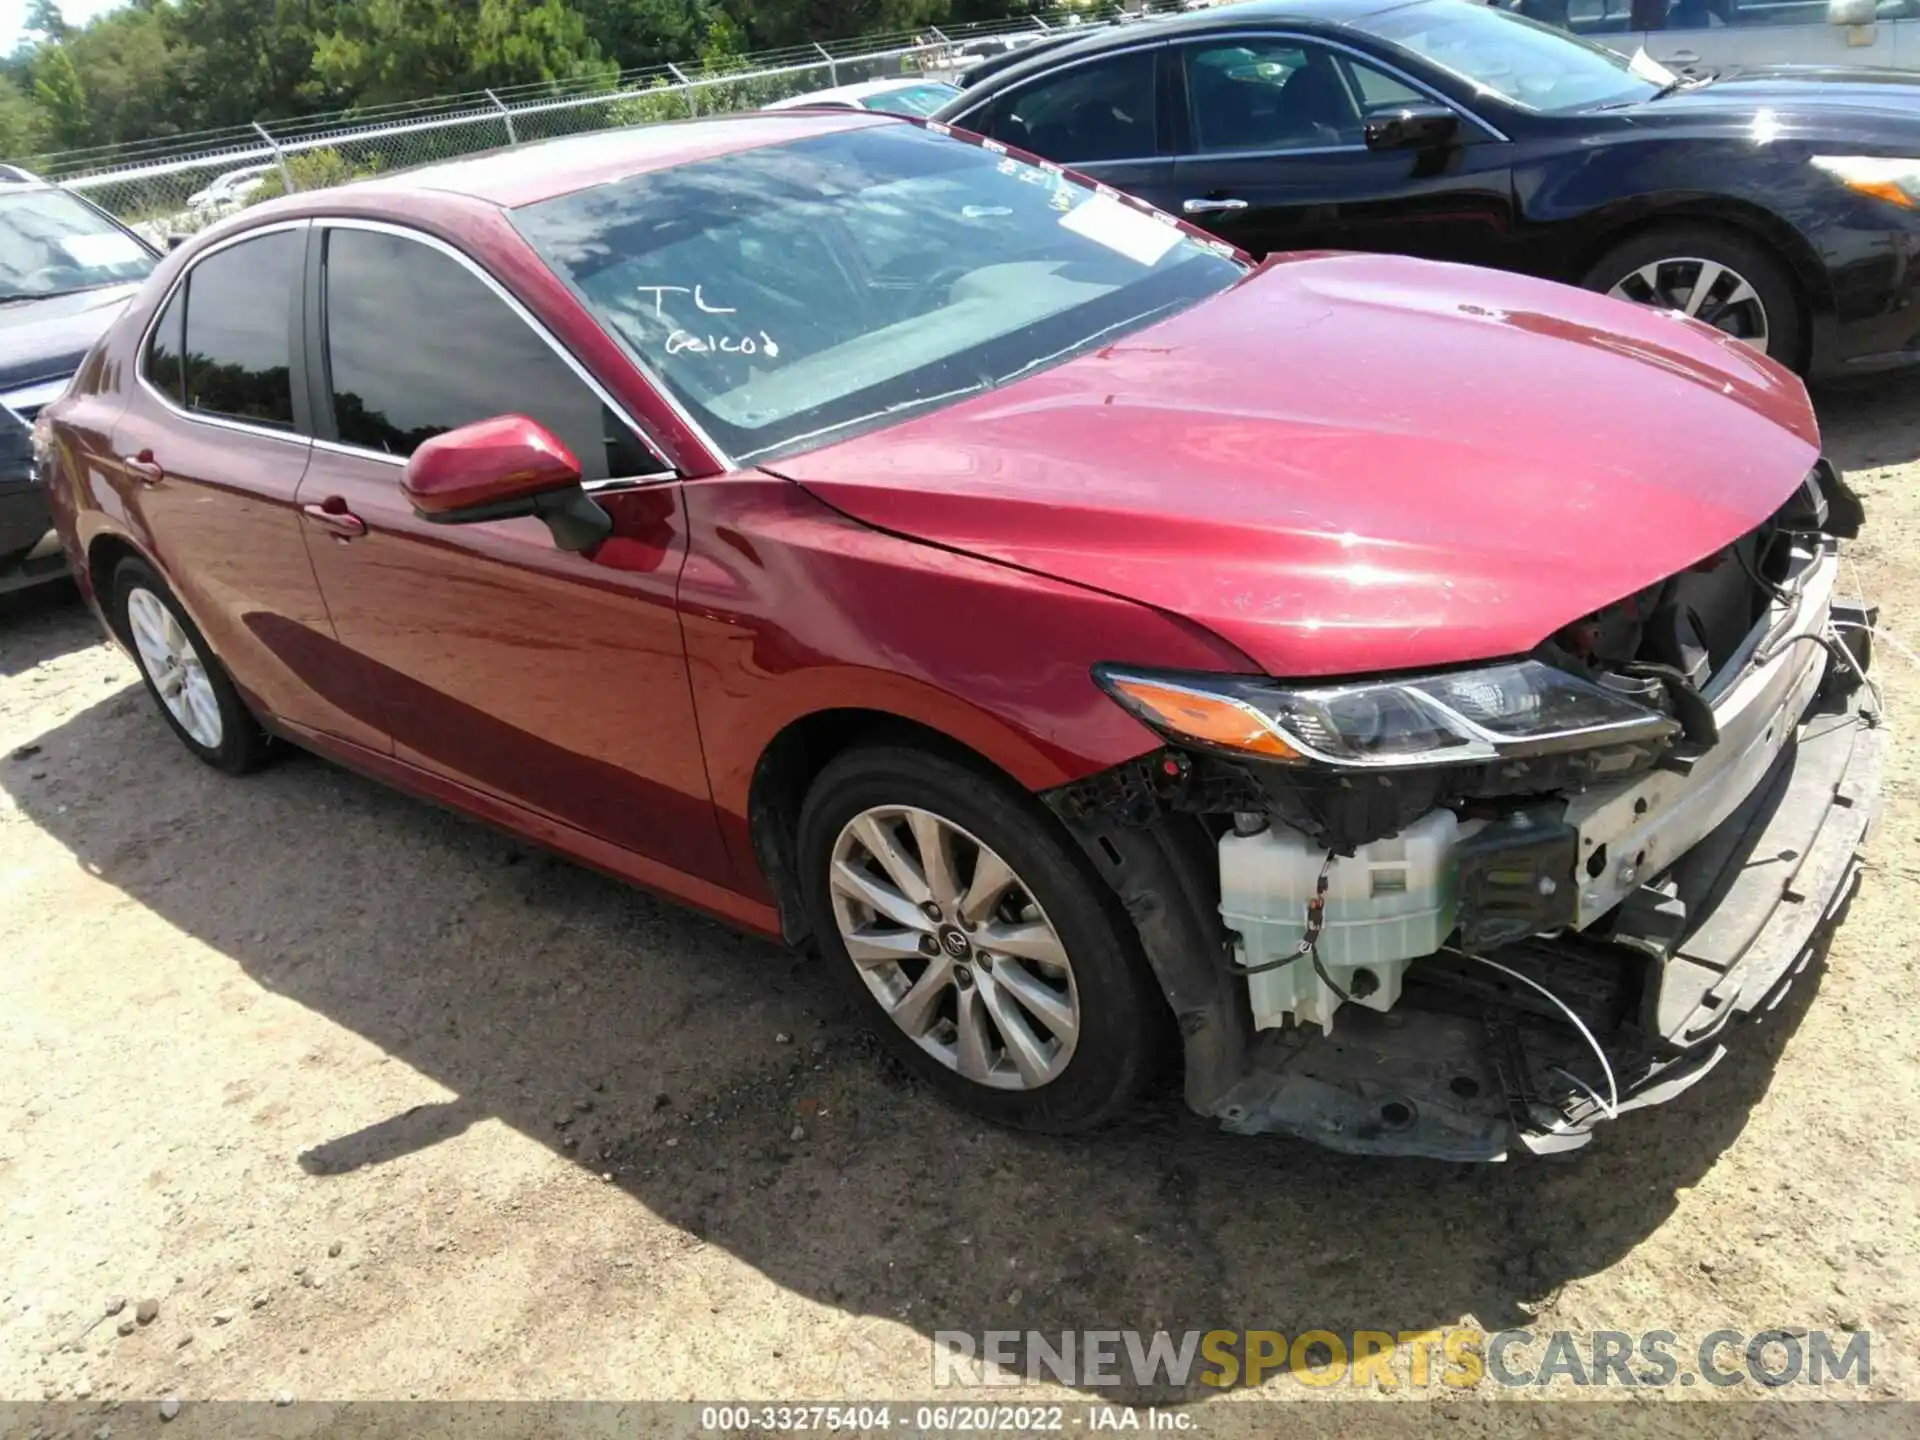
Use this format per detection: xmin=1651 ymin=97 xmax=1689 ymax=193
xmin=1583 ymin=225 xmax=1804 ymax=372
xmin=797 ymin=743 xmax=1164 ymax=1133
xmin=112 ymin=559 xmax=266 ymax=775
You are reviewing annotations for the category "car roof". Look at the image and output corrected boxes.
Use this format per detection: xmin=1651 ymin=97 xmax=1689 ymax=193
xmin=343 ymin=108 xmax=894 ymax=209
xmin=954 ymin=0 xmax=1419 ymax=92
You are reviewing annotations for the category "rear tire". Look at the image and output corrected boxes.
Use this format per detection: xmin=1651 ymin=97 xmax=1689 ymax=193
xmin=1582 ymin=224 xmax=1804 ymax=372
xmin=797 ymin=742 xmax=1164 ymax=1132
xmin=112 ymin=559 xmax=270 ymax=775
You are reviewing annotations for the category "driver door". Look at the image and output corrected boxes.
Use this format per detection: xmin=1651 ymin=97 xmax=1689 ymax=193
xmin=294 ymin=221 xmax=731 ymax=885
xmin=1169 ymin=36 xmax=1517 ymax=266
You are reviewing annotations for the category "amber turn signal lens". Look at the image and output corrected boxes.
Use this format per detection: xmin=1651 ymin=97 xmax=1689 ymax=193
xmin=1106 ymin=677 xmax=1303 ymax=761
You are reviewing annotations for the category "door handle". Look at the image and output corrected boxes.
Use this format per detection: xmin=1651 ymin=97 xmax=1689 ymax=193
xmin=122 ymin=449 xmax=164 ymax=485
xmin=1182 ymin=197 xmax=1249 ymax=215
xmin=1668 ymin=49 xmax=1700 ymax=62
xmin=301 ymin=498 xmax=367 ymax=539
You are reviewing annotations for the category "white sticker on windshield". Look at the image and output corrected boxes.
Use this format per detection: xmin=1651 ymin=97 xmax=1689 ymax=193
xmin=1627 ymin=46 xmax=1677 ymax=88
xmin=1058 ymin=194 xmax=1181 ymax=268
xmin=60 ymin=231 xmax=146 ymax=268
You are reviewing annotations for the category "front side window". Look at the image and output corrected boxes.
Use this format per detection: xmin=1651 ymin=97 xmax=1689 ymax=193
xmin=1184 ymin=40 xmax=1428 ymax=153
xmin=320 ymin=228 xmax=660 ymax=481
xmin=180 ymin=230 xmax=300 ymax=429
xmin=515 ymin=124 xmax=1244 ymax=466
xmin=0 ymin=187 xmax=155 ymax=302
xmin=1361 ymin=0 xmax=1665 ymax=111
xmin=977 ymin=49 xmax=1158 ymax=163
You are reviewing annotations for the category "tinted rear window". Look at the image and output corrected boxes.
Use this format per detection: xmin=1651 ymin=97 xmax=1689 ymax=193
xmin=181 ymin=230 xmax=300 ymax=429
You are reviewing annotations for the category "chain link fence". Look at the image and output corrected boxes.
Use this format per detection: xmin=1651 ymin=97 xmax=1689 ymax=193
xmin=27 ymin=10 xmax=1096 ymax=242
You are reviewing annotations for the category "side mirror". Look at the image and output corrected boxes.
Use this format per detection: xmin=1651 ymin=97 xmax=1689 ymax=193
xmin=1828 ymin=0 xmax=1876 ymax=23
xmin=401 ymin=414 xmax=611 ymax=553
xmin=1364 ymin=104 xmax=1460 ymax=152
xmin=166 ymin=233 xmax=188 ymax=252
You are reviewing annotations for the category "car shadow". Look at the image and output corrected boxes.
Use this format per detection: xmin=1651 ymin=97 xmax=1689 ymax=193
xmin=1 ymin=685 xmax=1838 ymax=1401
xmin=0 ymin=577 xmax=93 ymax=678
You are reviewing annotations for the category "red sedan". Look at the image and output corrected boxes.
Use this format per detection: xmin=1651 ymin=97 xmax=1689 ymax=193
xmin=40 ymin=111 xmax=1881 ymax=1159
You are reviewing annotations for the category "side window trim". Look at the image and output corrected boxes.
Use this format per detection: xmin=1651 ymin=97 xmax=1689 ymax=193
xmin=312 ymin=217 xmax=677 ymax=488
xmin=1170 ymin=28 xmax=1511 ymax=157
xmin=950 ymin=40 xmax=1173 ymax=165
xmin=133 ymin=218 xmax=314 ymax=446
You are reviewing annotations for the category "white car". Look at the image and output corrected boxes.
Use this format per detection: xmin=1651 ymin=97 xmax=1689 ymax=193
xmin=765 ymin=77 xmax=964 ymax=117
xmin=1513 ymin=0 xmax=1920 ymax=74
xmin=185 ymin=164 xmax=276 ymax=220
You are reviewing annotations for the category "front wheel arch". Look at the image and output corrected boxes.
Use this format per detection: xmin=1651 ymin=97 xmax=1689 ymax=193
xmin=1570 ymin=206 xmax=1824 ymax=370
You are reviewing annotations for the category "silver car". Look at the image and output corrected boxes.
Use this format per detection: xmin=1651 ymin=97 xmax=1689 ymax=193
xmin=1511 ymin=0 xmax=1920 ymax=73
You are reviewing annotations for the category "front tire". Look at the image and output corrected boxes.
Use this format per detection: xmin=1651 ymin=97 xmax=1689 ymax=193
xmin=112 ymin=559 xmax=269 ymax=775
xmin=797 ymin=743 xmax=1164 ymax=1132
xmin=1583 ymin=224 xmax=1803 ymax=371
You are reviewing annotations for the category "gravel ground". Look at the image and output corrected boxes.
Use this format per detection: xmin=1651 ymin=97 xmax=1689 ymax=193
xmin=2 ymin=378 xmax=1919 ymax=1421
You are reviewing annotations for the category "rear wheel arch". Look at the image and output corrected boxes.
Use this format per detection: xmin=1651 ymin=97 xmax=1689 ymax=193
xmin=86 ymin=533 xmax=154 ymax=645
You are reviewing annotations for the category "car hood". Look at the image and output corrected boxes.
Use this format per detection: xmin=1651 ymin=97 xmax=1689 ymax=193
xmin=1622 ymin=65 xmax=1920 ymax=137
xmin=765 ymin=253 xmax=1819 ymax=679
xmin=0 ymin=282 xmax=141 ymax=397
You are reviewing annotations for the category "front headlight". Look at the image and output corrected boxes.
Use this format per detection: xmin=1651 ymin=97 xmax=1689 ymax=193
xmin=1811 ymin=155 xmax=1920 ymax=209
xmin=1097 ymin=660 xmax=1680 ymax=769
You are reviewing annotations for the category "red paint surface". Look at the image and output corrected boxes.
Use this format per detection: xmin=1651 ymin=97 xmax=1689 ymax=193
xmin=771 ymin=251 xmax=1820 ymax=679
xmin=403 ymin=414 xmax=582 ymax=514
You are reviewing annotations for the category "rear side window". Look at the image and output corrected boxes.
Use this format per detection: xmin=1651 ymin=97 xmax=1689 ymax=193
xmin=320 ymin=227 xmax=659 ymax=481
xmin=180 ymin=230 xmax=300 ymax=429
xmin=978 ymin=50 xmax=1158 ymax=164
xmin=144 ymin=288 xmax=185 ymax=404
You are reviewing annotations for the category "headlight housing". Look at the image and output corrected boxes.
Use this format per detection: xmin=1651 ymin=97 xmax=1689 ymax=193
xmin=1811 ymin=155 xmax=1920 ymax=209
xmin=1097 ymin=660 xmax=1680 ymax=769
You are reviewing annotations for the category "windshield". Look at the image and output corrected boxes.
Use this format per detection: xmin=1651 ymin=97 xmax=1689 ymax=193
xmin=1360 ymin=0 xmax=1666 ymax=113
xmin=0 ymin=188 xmax=155 ymax=301
xmin=515 ymin=124 xmax=1243 ymax=465
xmin=861 ymin=83 xmax=961 ymax=116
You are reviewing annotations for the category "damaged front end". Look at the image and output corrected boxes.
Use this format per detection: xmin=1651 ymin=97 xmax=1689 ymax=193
xmin=1049 ymin=463 xmax=1885 ymax=1160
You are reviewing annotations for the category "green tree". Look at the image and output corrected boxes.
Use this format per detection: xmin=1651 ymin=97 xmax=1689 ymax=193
xmin=580 ymin=0 xmax=716 ymax=72
xmin=28 ymin=43 xmax=87 ymax=149
xmin=0 ymin=76 xmax=44 ymax=160
xmin=167 ymin=0 xmax=351 ymax=128
xmin=316 ymin=0 xmax=615 ymax=105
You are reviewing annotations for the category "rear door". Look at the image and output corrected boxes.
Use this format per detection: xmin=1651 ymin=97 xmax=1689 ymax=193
xmin=111 ymin=221 xmax=384 ymax=749
xmin=1168 ymin=35 xmax=1516 ymax=264
xmin=294 ymin=220 xmax=730 ymax=884
xmin=955 ymin=42 xmax=1179 ymax=213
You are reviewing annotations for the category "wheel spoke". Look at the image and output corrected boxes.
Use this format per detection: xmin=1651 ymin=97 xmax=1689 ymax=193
xmin=979 ymin=970 xmax=1053 ymax=1087
xmin=1681 ymin=260 xmax=1724 ymax=317
xmin=891 ymin=955 xmax=953 ymax=1037
xmin=908 ymin=810 xmax=961 ymax=911
xmin=843 ymin=925 xmax=931 ymax=968
xmin=958 ymin=847 xmax=1017 ymax=926
xmin=989 ymin=957 xmax=1077 ymax=1042
xmin=852 ymin=814 xmax=932 ymax=907
xmin=976 ymin=918 xmax=1069 ymax=970
xmin=830 ymin=858 xmax=929 ymax=933
xmin=827 ymin=802 xmax=1081 ymax=1093
xmin=954 ymin=985 xmax=994 ymax=1082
